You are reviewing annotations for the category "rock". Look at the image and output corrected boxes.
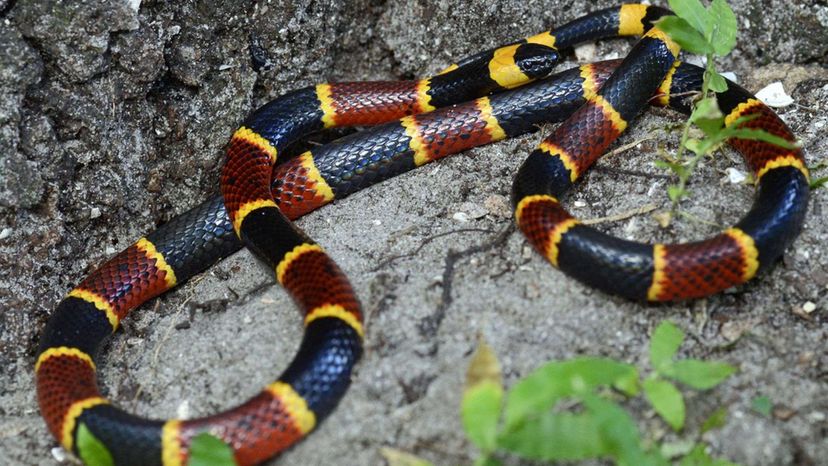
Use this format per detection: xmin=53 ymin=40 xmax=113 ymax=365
xmin=12 ymin=0 xmax=140 ymax=82
xmin=0 ymin=24 xmax=44 ymax=208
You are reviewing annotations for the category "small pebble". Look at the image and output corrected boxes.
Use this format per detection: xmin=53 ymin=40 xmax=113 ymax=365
xmin=452 ymin=212 xmax=469 ymax=223
xmin=372 ymin=219 xmax=382 ymax=226
xmin=726 ymin=167 xmax=747 ymax=184
xmin=574 ymin=43 xmax=596 ymax=62
xmin=773 ymin=406 xmax=797 ymax=421
xmin=721 ymin=320 xmax=754 ymax=341
xmin=807 ymin=411 xmax=826 ymax=422
xmin=573 ymin=200 xmax=586 ymax=208
xmin=0 ymin=228 xmax=11 ymax=240
xmin=792 ymin=305 xmax=813 ymax=321
xmin=51 ymin=447 xmax=67 ymax=462
xmin=802 ymin=301 xmax=817 ymax=314
xmin=624 ymin=218 xmax=639 ymax=236
xmin=176 ymin=400 xmax=190 ymax=419
xmin=459 ymin=201 xmax=488 ymax=219
xmin=798 ymin=351 xmax=815 ymax=366
xmin=90 ymin=207 xmax=101 ymax=219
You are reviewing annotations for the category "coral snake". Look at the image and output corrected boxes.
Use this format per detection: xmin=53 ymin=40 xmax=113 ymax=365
xmin=35 ymin=4 xmax=810 ymax=465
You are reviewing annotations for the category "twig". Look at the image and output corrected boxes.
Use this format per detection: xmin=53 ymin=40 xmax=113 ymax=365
xmin=602 ymin=135 xmax=656 ymax=160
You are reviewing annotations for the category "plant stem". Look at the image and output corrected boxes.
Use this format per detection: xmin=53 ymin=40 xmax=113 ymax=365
xmin=668 ymin=53 xmax=716 ymax=214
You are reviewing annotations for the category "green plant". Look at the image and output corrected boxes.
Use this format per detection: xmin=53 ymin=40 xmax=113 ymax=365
xmin=384 ymin=321 xmax=739 ymax=466
xmin=187 ymin=433 xmax=237 ymax=466
xmin=74 ymin=424 xmax=244 ymax=466
xmin=808 ymin=161 xmax=828 ymax=190
xmin=76 ymin=423 xmax=114 ymax=466
xmin=654 ymin=0 xmax=799 ymax=219
xmin=751 ymin=395 xmax=773 ymax=417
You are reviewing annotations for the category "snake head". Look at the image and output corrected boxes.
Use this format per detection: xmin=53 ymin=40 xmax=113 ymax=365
xmin=513 ymin=43 xmax=560 ymax=80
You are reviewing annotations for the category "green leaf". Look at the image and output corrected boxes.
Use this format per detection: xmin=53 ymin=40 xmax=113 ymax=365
xmin=668 ymin=0 xmax=712 ymax=36
xmin=498 ymin=411 xmax=607 ymax=461
xmin=723 ymin=128 xmax=800 ymax=149
xmin=701 ymin=407 xmax=729 ymax=433
xmin=656 ymin=16 xmax=714 ymax=55
xmin=666 ymin=359 xmax=736 ymax=390
xmin=751 ymin=395 xmax=773 ymax=417
xmin=76 ymin=423 xmax=114 ymax=466
xmin=681 ymin=444 xmax=714 ymax=466
xmin=655 ymin=159 xmax=688 ymax=177
xmin=463 ymin=382 xmax=503 ymax=453
xmin=695 ymin=118 xmax=725 ymax=137
xmin=667 ymin=185 xmax=686 ymax=203
xmin=379 ymin=447 xmax=435 ymax=466
xmin=707 ymin=69 xmax=729 ymax=93
xmin=643 ymin=378 xmax=686 ymax=431
xmin=474 ymin=457 xmax=502 ymax=466
xmin=188 ymin=433 xmax=237 ymax=466
xmin=504 ymin=358 xmax=638 ymax=428
xmin=713 ymin=458 xmax=741 ymax=466
xmin=680 ymin=444 xmax=740 ymax=466
xmin=810 ymin=176 xmax=828 ymax=190
xmin=661 ymin=439 xmax=698 ymax=459
xmin=691 ymin=97 xmax=724 ymax=122
xmin=650 ymin=321 xmax=685 ymax=373
xmin=582 ymin=394 xmax=665 ymax=466
xmin=684 ymin=138 xmax=712 ymax=155
xmin=709 ymin=0 xmax=738 ymax=55
xmin=463 ymin=340 xmax=503 ymax=453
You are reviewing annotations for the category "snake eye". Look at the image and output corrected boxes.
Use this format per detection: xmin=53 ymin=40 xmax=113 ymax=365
xmin=513 ymin=43 xmax=560 ymax=79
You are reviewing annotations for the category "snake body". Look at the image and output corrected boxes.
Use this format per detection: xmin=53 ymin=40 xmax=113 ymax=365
xmin=35 ymin=4 xmax=809 ymax=466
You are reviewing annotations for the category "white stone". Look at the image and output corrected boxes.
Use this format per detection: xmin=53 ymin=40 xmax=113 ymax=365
xmin=452 ymin=212 xmax=469 ymax=223
xmin=51 ymin=447 xmax=67 ymax=462
xmin=756 ymin=82 xmax=795 ymax=108
xmin=574 ymin=43 xmax=596 ymax=62
xmin=176 ymin=400 xmax=190 ymax=419
xmin=726 ymin=167 xmax=748 ymax=184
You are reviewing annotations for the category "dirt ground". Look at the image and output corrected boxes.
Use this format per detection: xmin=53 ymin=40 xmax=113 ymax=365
xmin=1 ymin=1 xmax=826 ymax=465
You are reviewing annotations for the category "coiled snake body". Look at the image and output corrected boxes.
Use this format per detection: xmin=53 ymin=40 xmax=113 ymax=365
xmin=35 ymin=5 xmax=809 ymax=465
